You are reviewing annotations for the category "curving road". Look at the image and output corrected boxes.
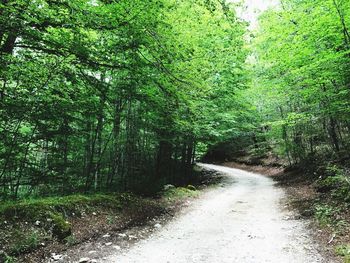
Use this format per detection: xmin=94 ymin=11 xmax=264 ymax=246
xmin=106 ymin=164 xmax=332 ymax=263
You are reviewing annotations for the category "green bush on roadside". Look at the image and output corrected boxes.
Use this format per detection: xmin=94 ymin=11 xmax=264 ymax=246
xmin=316 ymin=165 xmax=350 ymax=203
xmin=314 ymin=204 xmax=338 ymax=226
xmin=10 ymin=230 xmax=40 ymax=255
xmin=163 ymin=187 xmax=198 ymax=201
xmin=0 ymin=252 xmax=17 ymax=263
xmin=335 ymin=244 xmax=350 ymax=263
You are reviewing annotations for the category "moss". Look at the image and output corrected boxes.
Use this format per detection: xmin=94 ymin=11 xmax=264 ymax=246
xmin=0 ymin=191 xmax=198 ymax=260
xmin=187 ymin=185 xmax=197 ymax=191
xmin=0 ymin=193 xmax=137 ymax=251
xmin=50 ymin=213 xmax=72 ymax=240
xmin=0 ymin=194 xmax=131 ymax=223
xmin=163 ymin=187 xmax=199 ymax=200
xmin=0 ymin=193 xmax=145 ymax=256
xmin=0 ymin=202 xmax=50 ymax=221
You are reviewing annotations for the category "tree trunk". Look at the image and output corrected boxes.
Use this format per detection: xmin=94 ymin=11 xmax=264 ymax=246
xmin=329 ymin=117 xmax=340 ymax=152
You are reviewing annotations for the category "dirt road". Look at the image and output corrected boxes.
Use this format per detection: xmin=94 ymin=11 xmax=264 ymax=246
xmin=106 ymin=164 xmax=333 ymax=263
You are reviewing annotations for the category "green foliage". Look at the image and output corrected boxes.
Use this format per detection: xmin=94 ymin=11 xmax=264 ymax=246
xmin=9 ymin=230 xmax=40 ymax=255
xmin=186 ymin=185 xmax=197 ymax=191
xmin=106 ymin=215 xmax=116 ymax=225
xmin=0 ymin=0 xmax=248 ymax=199
xmin=247 ymin=0 xmax=350 ymax=164
xmin=0 ymin=194 xmax=133 ymax=224
xmin=1 ymin=253 xmax=17 ymax=263
xmin=314 ymin=204 xmax=339 ymax=226
xmin=162 ymin=187 xmax=199 ymax=201
xmin=5 ymin=256 xmax=17 ymax=263
xmin=0 ymin=251 xmax=17 ymax=263
xmin=64 ymin=235 xmax=78 ymax=246
xmin=335 ymin=244 xmax=350 ymax=263
xmin=314 ymin=202 xmax=348 ymax=232
xmin=3 ymin=0 xmax=348 ymax=215
xmin=0 ymin=192 xmax=171 ymax=257
xmin=50 ymin=213 xmax=72 ymax=240
xmin=316 ymin=165 xmax=350 ymax=202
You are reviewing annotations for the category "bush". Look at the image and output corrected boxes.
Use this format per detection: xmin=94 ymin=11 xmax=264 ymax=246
xmin=335 ymin=245 xmax=350 ymax=263
xmin=10 ymin=230 xmax=40 ymax=255
xmin=64 ymin=235 xmax=78 ymax=246
xmin=50 ymin=213 xmax=72 ymax=240
xmin=314 ymin=204 xmax=340 ymax=226
xmin=315 ymin=165 xmax=350 ymax=202
xmin=0 ymin=252 xmax=16 ymax=263
xmin=163 ymin=187 xmax=198 ymax=201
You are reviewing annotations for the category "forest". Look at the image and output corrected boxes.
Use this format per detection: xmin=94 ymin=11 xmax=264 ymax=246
xmin=249 ymin=0 xmax=350 ymax=165
xmin=0 ymin=0 xmax=350 ymax=199
xmin=1 ymin=0 xmax=350 ymax=262
xmin=0 ymin=0 xmax=249 ymax=199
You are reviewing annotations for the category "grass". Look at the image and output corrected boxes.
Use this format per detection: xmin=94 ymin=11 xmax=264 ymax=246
xmin=311 ymin=164 xmax=350 ymax=262
xmin=0 ymin=253 xmax=17 ymax=263
xmin=0 ymin=193 xmax=136 ymax=223
xmin=0 ymin=190 xmax=192 ymax=222
xmin=314 ymin=203 xmax=339 ymax=226
xmin=9 ymin=230 xmax=41 ymax=255
xmin=335 ymin=244 xmax=350 ymax=263
xmin=162 ymin=186 xmax=199 ymax=201
xmin=64 ymin=235 xmax=78 ymax=246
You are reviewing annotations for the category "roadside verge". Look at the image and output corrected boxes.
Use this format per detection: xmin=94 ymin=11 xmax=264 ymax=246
xmin=0 ymin=167 xmax=222 ymax=263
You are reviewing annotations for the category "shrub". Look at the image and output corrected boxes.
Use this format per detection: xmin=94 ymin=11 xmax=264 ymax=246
xmin=10 ymin=230 xmax=40 ymax=255
xmin=50 ymin=213 xmax=72 ymax=240
xmin=314 ymin=204 xmax=338 ymax=226
xmin=316 ymin=165 xmax=350 ymax=202
xmin=335 ymin=244 xmax=350 ymax=263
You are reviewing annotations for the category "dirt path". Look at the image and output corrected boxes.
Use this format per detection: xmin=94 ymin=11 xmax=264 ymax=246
xmin=105 ymin=164 xmax=334 ymax=263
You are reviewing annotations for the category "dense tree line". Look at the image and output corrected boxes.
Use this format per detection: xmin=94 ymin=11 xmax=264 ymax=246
xmin=0 ymin=0 xmax=249 ymax=199
xmin=3 ymin=0 xmax=346 ymax=200
xmin=248 ymin=0 xmax=350 ymax=165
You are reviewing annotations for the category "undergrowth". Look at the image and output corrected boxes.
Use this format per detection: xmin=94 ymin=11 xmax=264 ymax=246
xmin=162 ymin=186 xmax=199 ymax=201
xmin=313 ymin=164 xmax=350 ymax=262
xmin=0 ymin=187 xmax=199 ymax=260
xmin=335 ymin=245 xmax=350 ymax=263
xmin=0 ymin=193 xmax=140 ymax=259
